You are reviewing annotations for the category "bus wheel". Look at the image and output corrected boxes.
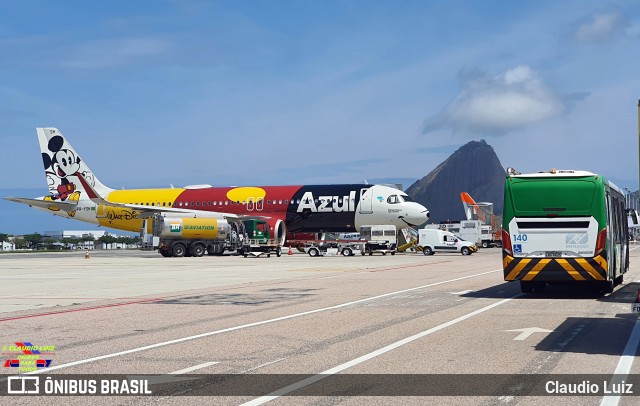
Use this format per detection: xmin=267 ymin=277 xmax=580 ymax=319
xmin=614 ymin=274 xmax=624 ymax=286
xmin=461 ymin=247 xmax=471 ymax=255
xmin=602 ymin=280 xmax=614 ymax=294
xmin=520 ymin=281 xmax=533 ymax=293
xmin=172 ymin=243 xmax=186 ymax=258
xmin=532 ymin=282 xmax=546 ymax=293
xmin=423 ymin=247 xmax=433 ymax=256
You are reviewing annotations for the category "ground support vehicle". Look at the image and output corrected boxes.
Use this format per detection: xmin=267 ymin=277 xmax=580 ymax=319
xmin=358 ymin=225 xmax=397 ymax=255
xmin=240 ymin=238 xmax=282 ymax=258
xmin=418 ymin=228 xmax=477 ymax=255
xmin=303 ymin=241 xmax=364 ymax=257
xmin=153 ymin=214 xmax=282 ymax=258
xmin=501 ymin=168 xmax=629 ymax=294
xmin=299 ymin=225 xmax=397 ymax=257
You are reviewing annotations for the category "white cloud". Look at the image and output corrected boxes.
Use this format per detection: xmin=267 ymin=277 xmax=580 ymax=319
xmin=575 ymin=11 xmax=627 ymax=42
xmin=423 ymin=65 xmax=567 ymax=135
xmin=60 ymin=38 xmax=170 ymax=69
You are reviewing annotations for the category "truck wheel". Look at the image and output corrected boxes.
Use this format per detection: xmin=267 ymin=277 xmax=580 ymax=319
xmin=160 ymin=250 xmax=171 ymax=257
xmin=172 ymin=243 xmax=186 ymax=258
xmin=461 ymin=247 xmax=471 ymax=255
xmin=601 ymin=279 xmax=614 ymax=294
xmin=342 ymin=247 xmax=352 ymax=256
xmin=308 ymin=248 xmax=319 ymax=257
xmin=422 ymin=247 xmax=433 ymax=256
xmin=191 ymin=243 xmax=205 ymax=257
xmin=482 ymin=241 xmax=489 ymax=248
xmin=276 ymin=247 xmax=282 ymax=257
xmin=390 ymin=251 xmax=395 ymax=255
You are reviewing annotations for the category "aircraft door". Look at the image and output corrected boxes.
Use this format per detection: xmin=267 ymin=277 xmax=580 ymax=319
xmin=96 ymin=204 xmax=107 ymax=218
xmin=247 ymin=197 xmax=254 ymax=211
xmin=359 ymin=188 xmax=373 ymax=214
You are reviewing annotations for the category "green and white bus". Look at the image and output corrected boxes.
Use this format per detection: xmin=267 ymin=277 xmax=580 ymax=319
xmin=502 ymin=169 xmax=629 ymax=293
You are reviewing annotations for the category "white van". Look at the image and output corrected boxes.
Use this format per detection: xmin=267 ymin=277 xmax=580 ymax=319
xmin=418 ymin=229 xmax=477 ymax=256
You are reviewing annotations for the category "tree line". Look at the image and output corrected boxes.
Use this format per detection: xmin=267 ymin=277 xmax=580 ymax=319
xmin=0 ymin=233 xmax=140 ymax=250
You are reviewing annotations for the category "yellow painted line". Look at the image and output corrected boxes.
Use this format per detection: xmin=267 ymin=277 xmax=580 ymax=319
xmin=505 ymin=258 xmax=531 ymax=281
xmin=556 ymin=259 xmax=586 ymax=281
xmin=522 ymin=259 xmax=551 ymax=281
xmin=575 ymin=258 xmax=605 ymax=281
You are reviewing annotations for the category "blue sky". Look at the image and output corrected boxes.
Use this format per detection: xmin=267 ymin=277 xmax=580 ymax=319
xmin=2 ymin=0 xmax=640 ymax=234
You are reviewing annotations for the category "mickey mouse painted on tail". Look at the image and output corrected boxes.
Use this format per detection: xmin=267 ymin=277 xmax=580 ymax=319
xmin=41 ymin=134 xmax=81 ymax=201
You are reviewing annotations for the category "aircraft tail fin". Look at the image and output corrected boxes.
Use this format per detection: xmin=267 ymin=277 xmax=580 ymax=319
xmin=37 ymin=128 xmax=113 ymax=202
xmin=460 ymin=192 xmax=477 ymax=221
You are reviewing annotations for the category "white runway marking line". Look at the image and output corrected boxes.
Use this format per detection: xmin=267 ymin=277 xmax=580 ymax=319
xmin=600 ymin=318 xmax=640 ymax=406
xmin=240 ymin=293 xmax=523 ymax=406
xmin=23 ymin=268 xmax=501 ymax=375
xmin=169 ymin=361 xmax=219 ymax=375
xmin=243 ymin=357 xmax=288 ymax=373
xmin=448 ymin=290 xmax=472 ymax=295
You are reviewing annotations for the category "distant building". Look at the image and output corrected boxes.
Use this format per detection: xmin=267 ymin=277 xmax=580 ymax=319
xmin=42 ymin=230 xmax=137 ymax=250
xmin=43 ymin=230 xmax=109 ymax=240
xmin=0 ymin=240 xmax=15 ymax=251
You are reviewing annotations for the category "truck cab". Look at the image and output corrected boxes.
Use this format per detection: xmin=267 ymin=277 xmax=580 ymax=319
xmin=418 ymin=228 xmax=477 ymax=256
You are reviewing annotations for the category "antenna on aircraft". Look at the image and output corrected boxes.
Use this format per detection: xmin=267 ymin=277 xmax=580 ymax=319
xmin=364 ymin=179 xmax=369 ymax=184
xmin=170 ymin=184 xmax=174 ymax=188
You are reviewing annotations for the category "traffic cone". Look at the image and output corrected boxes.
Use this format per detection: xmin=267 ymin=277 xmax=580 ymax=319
xmin=288 ymin=246 xmax=293 ymax=255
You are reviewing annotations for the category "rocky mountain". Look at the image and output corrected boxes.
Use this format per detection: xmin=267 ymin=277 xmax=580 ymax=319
xmin=406 ymin=140 xmax=505 ymax=224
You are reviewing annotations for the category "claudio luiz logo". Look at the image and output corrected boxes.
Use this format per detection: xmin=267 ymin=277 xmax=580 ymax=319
xmin=3 ymin=342 xmax=55 ymax=372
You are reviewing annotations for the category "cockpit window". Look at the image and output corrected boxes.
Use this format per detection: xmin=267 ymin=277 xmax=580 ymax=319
xmin=387 ymin=195 xmax=400 ymax=204
xmin=400 ymin=194 xmax=414 ymax=202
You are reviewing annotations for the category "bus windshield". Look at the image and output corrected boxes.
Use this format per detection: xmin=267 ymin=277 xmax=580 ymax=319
xmin=509 ymin=179 xmax=596 ymax=216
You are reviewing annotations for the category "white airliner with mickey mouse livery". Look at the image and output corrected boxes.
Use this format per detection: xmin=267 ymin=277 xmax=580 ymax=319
xmin=5 ymin=128 xmax=430 ymax=243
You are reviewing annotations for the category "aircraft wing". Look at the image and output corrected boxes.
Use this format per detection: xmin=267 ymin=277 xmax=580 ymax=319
xmin=4 ymin=196 xmax=77 ymax=212
xmin=71 ymin=172 xmax=240 ymax=220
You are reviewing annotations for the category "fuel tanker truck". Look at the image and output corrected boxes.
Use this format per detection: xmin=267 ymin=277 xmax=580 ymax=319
xmin=152 ymin=213 xmax=281 ymax=258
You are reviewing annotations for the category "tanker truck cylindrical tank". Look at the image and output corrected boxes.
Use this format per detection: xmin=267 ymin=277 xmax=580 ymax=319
xmin=158 ymin=217 xmax=229 ymax=240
